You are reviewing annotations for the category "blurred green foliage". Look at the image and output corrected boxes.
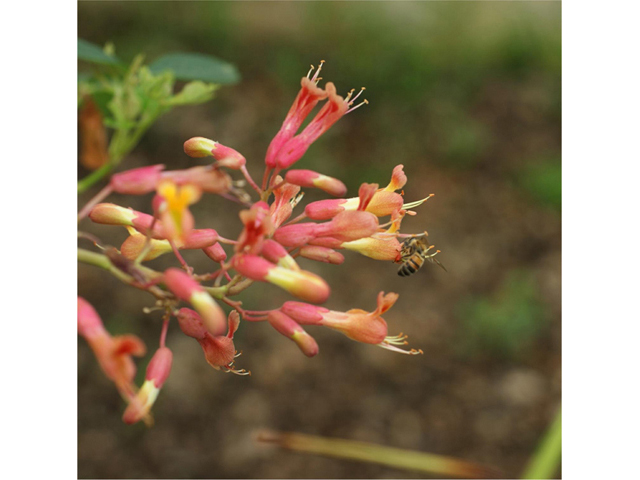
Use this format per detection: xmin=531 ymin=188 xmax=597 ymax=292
xmin=457 ymin=270 xmax=547 ymax=359
xmin=78 ymin=3 xmax=560 ymax=193
xmin=518 ymin=158 xmax=562 ymax=210
xmin=78 ymin=39 xmax=239 ymax=192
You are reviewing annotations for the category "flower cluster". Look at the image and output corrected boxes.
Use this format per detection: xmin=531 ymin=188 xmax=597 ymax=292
xmin=78 ymin=62 xmax=439 ymax=424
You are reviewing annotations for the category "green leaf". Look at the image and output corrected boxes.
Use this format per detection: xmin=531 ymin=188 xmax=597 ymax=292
xmin=167 ymin=81 xmax=218 ymax=106
xmin=521 ymin=408 xmax=562 ymax=479
xmin=148 ymin=53 xmax=240 ymax=84
xmin=78 ymin=38 xmax=121 ymax=65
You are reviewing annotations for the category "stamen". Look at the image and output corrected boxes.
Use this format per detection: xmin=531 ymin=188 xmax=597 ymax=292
xmin=345 ymin=88 xmax=356 ymax=102
xmin=402 ymin=194 xmax=434 ymax=210
xmin=350 ymin=87 xmax=366 ymax=103
xmin=377 ymin=342 xmax=424 ymax=355
xmin=308 ymin=60 xmax=326 ymax=82
xmin=224 ymin=366 xmax=251 ymax=376
xmin=346 ymin=98 xmax=368 ymax=114
xmin=384 ymin=333 xmax=411 ymax=346
xmin=289 ymin=191 xmax=305 ymax=209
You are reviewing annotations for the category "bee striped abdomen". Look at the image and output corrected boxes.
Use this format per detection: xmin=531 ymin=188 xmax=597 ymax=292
xmin=397 ymin=255 xmax=425 ymax=276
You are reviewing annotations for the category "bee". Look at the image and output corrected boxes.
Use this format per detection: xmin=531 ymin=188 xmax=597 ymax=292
xmin=397 ymin=235 xmax=446 ymax=277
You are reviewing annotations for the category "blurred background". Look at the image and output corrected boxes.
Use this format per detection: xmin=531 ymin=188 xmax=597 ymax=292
xmin=78 ymin=1 xmax=561 ymax=478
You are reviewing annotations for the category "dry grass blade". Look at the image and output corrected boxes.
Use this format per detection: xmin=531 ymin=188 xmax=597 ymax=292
xmin=256 ymin=430 xmax=501 ymax=479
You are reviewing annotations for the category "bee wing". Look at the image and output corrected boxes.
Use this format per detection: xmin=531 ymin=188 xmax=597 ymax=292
xmin=432 ymin=257 xmax=447 ymax=272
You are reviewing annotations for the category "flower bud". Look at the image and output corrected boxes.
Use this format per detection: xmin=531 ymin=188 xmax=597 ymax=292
xmin=163 ymin=166 xmax=231 ymax=194
xmin=176 ymin=308 xmax=208 ymax=340
xmin=183 ymin=137 xmax=218 ymax=158
xmin=268 ymin=311 xmax=319 ymax=357
xmin=89 ymin=203 xmax=136 ymax=226
xmin=203 ymin=243 xmax=227 ymax=263
xmin=261 ymin=239 xmax=300 ymax=270
xmin=164 ymin=268 xmax=226 ymax=336
xmin=233 ymin=255 xmax=330 ymax=304
xmin=272 ymin=222 xmax=319 ymax=248
xmin=184 ymin=137 xmax=247 ymax=169
xmin=122 ymin=347 xmax=173 ymax=425
xmin=145 ymin=347 xmax=173 ymax=389
xmin=284 ymin=170 xmax=347 ymax=197
xmin=211 ymin=144 xmax=246 ymax=169
xmin=305 ymin=198 xmax=356 ymax=220
xmin=182 ymin=229 xmax=219 ymax=249
xmin=307 ymin=236 xmax=344 ymax=249
xmin=110 ymin=165 xmax=164 ymax=195
xmin=280 ymin=301 xmax=328 ymax=324
xmin=299 ymin=246 xmax=345 ymax=265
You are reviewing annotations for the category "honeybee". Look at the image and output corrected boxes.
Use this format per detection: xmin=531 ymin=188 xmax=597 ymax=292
xmin=397 ymin=235 xmax=446 ymax=277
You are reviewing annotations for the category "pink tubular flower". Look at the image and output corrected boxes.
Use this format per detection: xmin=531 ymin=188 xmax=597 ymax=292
xmin=265 ymin=63 xmax=328 ymax=168
xmin=275 ymin=82 xmax=352 ymax=169
xmin=269 ymin=177 xmax=302 ymax=229
xmin=77 ymin=297 xmax=146 ymax=397
xmin=284 ymin=169 xmax=347 ymax=197
xmin=110 ymin=165 xmax=165 ymax=195
xmin=122 ymin=346 xmax=173 ymax=425
xmin=283 ymin=293 xmax=422 ymax=354
xmin=274 ymin=210 xmax=377 ymax=248
xmin=164 ymin=268 xmax=226 ymax=336
xmin=299 ymin=246 xmax=345 ymax=265
xmin=236 ymin=202 xmax=274 ymax=254
xmin=341 ymin=235 xmax=403 ymax=261
xmin=232 ymin=254 xmax=330 ymax=304
xmin=281 ymin=292 xmax=397 ymax=344
xmin=304 ymin=166 xmax=414 ymax=220
xmin=267 ymin=310 xmax=319 ymax=357
xmin=339 ymin=208 xmax=405 ymax=261
xmin=177 ymin=308 xmax=248 ymax=374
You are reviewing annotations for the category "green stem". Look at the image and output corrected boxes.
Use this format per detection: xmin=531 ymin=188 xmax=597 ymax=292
xmin=521 ymin=407 xmax=562 ymax=479
xmin=78 ymin=248 xmax=165 ymax=297
xmin=77 ymin=162 xmax=114 ymax=193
